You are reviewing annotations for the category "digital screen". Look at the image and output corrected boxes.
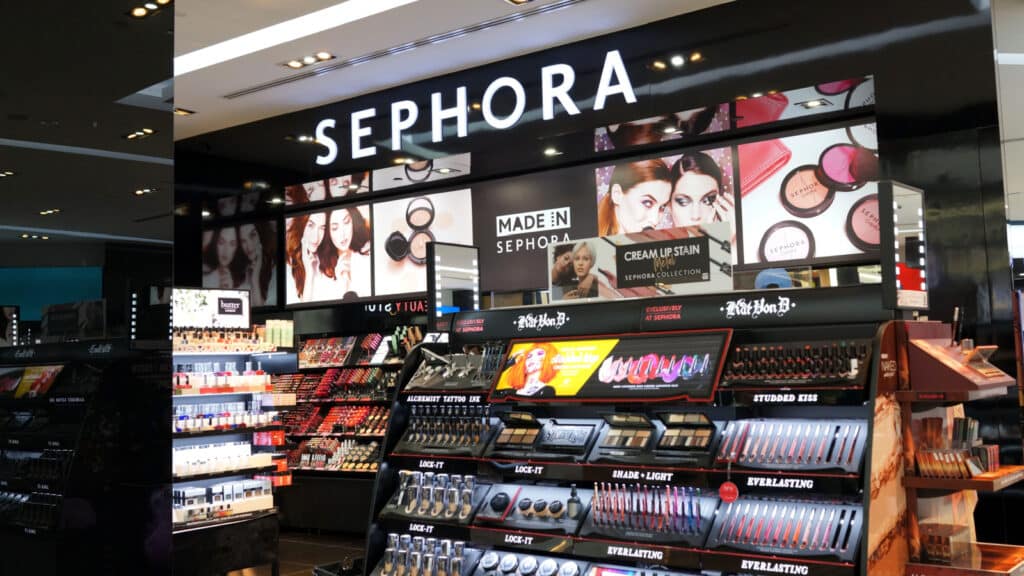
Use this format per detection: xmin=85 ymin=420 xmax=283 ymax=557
xmin=14 ymin=365 xmax=63 ymax=399
xmin=172 ymin=288 xmax=251 ymax=329
xmin=284 ymin=204 xmax=372 ymax=305
xmin=202 ymin=220 xmax=279 ymax=307
xmin=491 ymin=331 xmax=730 ymax=403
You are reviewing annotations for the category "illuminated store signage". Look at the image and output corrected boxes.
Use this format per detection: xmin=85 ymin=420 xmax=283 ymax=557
xmin=314 ymin=50 xmax=638 ymax=165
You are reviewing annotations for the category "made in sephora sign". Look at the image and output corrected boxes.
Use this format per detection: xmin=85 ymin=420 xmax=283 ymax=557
xmin=314 ymin=50 xmax=638 ymax=164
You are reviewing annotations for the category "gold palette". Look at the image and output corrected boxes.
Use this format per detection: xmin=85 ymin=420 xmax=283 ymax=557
xmin=495 ymin=427 xmax=540 ymax=448
xmin=602 ymin=428 xmax=652 ymax=449
xmin=657 ymin=412 xmax=715 ymax=451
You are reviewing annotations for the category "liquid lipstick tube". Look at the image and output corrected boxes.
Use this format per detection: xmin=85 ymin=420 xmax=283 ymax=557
xmin=762 ymin=504 xmax=778 ymax=546
xmin=788 ymin=423 xmax=803 ymax=463
xmin=847 ymin=425 xmax=861 ymax=465
xmin=718 ymin=502 xmax=734 ymax=541
xmin=781 ymin=507 xmax=796 ymax=546
xmin=834 ymin=425 xmax=851 ymax=465
xmin=742 ymin=423 xmax=762 ymax=463
xmin=818 ymin=508 xmax=836 ymax=551
xmin=791 ymin=508 xmax=807 ymax=549
xmin=759 ymin=423 xmax=775 ymax=463
xmin=752 ymin=505 xmax=766 ymax=545
xmin=743 ymin=504 xmax=760 ymax=543
xmin=800 ymin=508 xmax=816 ymax=549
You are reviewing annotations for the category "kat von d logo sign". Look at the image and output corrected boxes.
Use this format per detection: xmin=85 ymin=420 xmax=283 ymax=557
xmin=721 ymin=296 xmax=794 ymax=320
xmin=514 ymin=312 xmax=570 ymax=333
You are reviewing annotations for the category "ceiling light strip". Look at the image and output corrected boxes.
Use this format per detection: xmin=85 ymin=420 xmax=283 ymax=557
xmin=0 ymin=225 xmax=172 ymax=245
xmin=0 ymin=138 xmax=172 ymax=166
xmin=223 ymin=0 xmax=587 ymax=100
xmin=175 ymin=0 xmax=420 ymax=76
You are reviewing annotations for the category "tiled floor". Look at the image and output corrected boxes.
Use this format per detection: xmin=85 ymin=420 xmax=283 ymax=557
xmin=226 ymin=531 xmax=366 ymax=576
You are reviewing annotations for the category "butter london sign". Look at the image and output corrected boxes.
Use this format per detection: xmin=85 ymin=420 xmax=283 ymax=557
xmin=314 ymin=50 xmax=639 ymax=164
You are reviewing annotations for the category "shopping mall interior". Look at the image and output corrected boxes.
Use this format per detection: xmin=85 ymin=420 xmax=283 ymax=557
xmin=4 ymin=1 xmax=1024 ymax=575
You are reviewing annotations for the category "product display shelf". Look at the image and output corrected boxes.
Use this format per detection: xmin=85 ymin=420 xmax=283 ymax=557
xmin=172 ymin=424 xmax=284 ymax=440
xmin=896 ymin=321 xmax=1024 ymax=574
xmin=173 ymin=464 xmax=280 ymax=483
xmin=362 ymin=288 xmax=890 ymax=576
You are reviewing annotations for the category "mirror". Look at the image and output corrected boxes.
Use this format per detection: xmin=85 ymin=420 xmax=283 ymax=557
xmin=427 ymin=243 xmax=480 ymax=330
xmin=881 ymin=181 xmax=928 ymax=310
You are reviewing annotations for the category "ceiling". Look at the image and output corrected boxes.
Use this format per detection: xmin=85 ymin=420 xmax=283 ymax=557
xmin=0 ymin=1 xmax=173 ymax=246
xmin=173 ymin=0 xmax=732 ymax=141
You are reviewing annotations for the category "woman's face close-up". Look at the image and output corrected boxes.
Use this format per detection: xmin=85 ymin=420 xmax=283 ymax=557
xmin=329 ymin=177 xmax=352 ymax=197
xmin=303 ymin=182 xmax=326 ymax=202
xmin=554 ymin=251 xmax=572 ymax=273
xmin=573 ymin=245 xmax=595 ymax=278
xmin=525 ymin=347 xmax=546 ymax=374
xmin=613 ymin=180 xmax=671 ymax=233
xmin=671 ymin=172 xmax=719 ymax=227
xmin=217 ymin=228 xmax=238 ymax=268
xmin=239 ymin=224 xmax=261 ymax=261
xmin=304 ymin=213 xmax=326 ymax=251
xmin=330 ymin=209 xmax=354 ymax=252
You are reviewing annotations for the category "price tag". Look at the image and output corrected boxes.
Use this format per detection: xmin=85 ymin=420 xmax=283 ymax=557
xmin=719 ymin=481 xmax=739 ymax=503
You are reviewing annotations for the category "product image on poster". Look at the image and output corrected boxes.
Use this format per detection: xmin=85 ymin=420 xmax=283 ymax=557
xmin=285 ymin=204 xmax=372 ymax=305
xmin=172 ymin=288 xmax=251 ymax=329
xmin=373 ymin=153 xmax=471 ymax=191
xmin=490 ymin=331 xmax=730 ymax=403
xmin=373 ymin=189 xmax=473 ymax=296
xmin=595 ymin=147 xmax=734 ymax=243
xmin=737 ymin=122 xmax=880 ymax=266
xmin=202 ymin=220 xmax=279 ymax=307
xmin=595 ymin=104 xmax=730 ymax=152
xmin=735 ymin=77 xmax=874 ymax=131
xmin=14 ymin=365 xmax=63 ymax=399
xmin=0 ymin=367 xmax=24 ymax=395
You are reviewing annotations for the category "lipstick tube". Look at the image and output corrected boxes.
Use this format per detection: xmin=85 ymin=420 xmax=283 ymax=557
xmin=718 ymin=502 xmax=734 ymax=541
xmin=742 ymin=423 xmax=762 ymax=463
xmin=818 ymin=425 xmax=834 ymax=463
xmin=791 ymin=508 xmax=807 ymax=549
xmin=818 ymin=508 xmax=836 ymax=551
xmin=847 ymin=424 xmax=861 ymax=465
xmin=800 ymin=508 xmax=815 ymax=549
xmin=833 ymin=425 xmax=850 ymax=465
xmin=762 ymin=504 xmax=778 ymax=546
xmin=772 ymin=505 xmax=786 ymax=546
xmin=759 ymin=423 xmax=775 ymax=463
xmin=781 ymin=507 xmax=795 ymax=546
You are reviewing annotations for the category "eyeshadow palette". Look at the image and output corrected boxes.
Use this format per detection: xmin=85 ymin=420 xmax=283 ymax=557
xmin=705 ymin=497 xmax=863 ymax=563
xmin=473 ymin=483 xmax=592 ymax=535
xmin=589 ymin=412 xmax=719 ymax=467
xmin=577 ymin=482 xmax=718 ymax=547
xmin=471 ymin=552 xmax=590 ymax=576
xmin=715 ymin=419 xmax=867 ymax=474
xmin=486 ymin=416 xmax=602 ymax=462
xmin=381 ymin=471 xmax=489 ymax=526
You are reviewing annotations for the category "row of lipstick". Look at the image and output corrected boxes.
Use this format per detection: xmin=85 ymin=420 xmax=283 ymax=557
xmin=723 ymin=342 xmax=868 ymax=381
xmin=714 ymin=502 xmax=858 ymax=554
xmin=590 ymin=483 xmax=704 ymax=534
xmin=716 ymin=421 xmax=864 ymax=467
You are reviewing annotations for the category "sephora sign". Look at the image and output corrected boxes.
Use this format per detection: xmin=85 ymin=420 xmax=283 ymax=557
xmin=314 ymin=50 xmax=638 ymax=165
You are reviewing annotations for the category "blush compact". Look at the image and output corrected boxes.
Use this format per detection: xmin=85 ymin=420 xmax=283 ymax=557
xmin=846 ymin=76 xmax=875 ymax=110
xmin=846 ymin=194 xmax=880 ymax=252
xmin=758 ymin=220 xmax=815 ymax=263
xmin=780 ymin=165 xmax=835 ymax=217
xmin=816 ymin=144 xmax=879 ymax=192
xmin=385 ymin=196 xmax=436 ymax=265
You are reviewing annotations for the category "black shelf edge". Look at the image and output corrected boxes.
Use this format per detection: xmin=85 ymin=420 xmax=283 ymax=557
xmin=172 ymin=508 xmax=279 ymax=535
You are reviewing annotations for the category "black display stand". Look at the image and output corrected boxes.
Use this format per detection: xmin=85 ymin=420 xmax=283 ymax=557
xmin=360 ymin=286 xmax=893 ymax=576
xmin=0 ymin=340 xmax=170 ymax=575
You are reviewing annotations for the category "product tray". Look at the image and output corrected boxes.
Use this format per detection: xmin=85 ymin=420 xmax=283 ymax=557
xmin=394 ymin=423 xmax=499 ymax=459
xmin=380 ymin=484 xmax=490 ymax=526
xmin=576 ymin=493 xmax=719 ymax=548
xmin=473 ymin=484 xmax=591 ymax=536
xmin=588 ymin=420 xmax=722 ymax=469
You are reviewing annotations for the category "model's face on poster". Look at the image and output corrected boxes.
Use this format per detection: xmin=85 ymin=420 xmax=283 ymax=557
xmin=554 ymin=250 xmax=572 ymax=275
xmin=329 ymin=209 xmax=353 ymax=251
xmin=671 ymin=172 xmax=719 ymax=227
xmin=573 ymin=244 xmax=594 ymax=277
xmin=239 ymin=223 xmax=260 ymax=261
xmin=217 ymin=228 xmax=237 ymax=267
xmin=614 ymin=180 xmax=671 ymax=233
xmin=525 ymin=347 xmax=546 ymax=374
xmin=304 ymin=212 xmax=326 ymax=252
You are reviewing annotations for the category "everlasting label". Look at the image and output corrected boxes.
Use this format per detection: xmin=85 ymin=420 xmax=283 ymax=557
xmin=746 ymin=477 xmax=814 ymax=490
xmin=606 ymin=546 xmax=664 ymax=561
xmin=740 ymin=560 xmax=809 ymax=575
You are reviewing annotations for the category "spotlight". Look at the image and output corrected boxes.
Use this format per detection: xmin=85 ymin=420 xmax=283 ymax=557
xmin=269 ymin=197 xmax=284 ymax=205
xmin=144 ymin=2 xmax=158 ymax=9
xmin=690 ymin=52 xmax=703 ymax=62
xmin=316 ymin=51 xmax=333 ymax=60
xmin=651 ymin=60 xmax=667 ymax=70
xmin=751 ymin=92 xmax=763 ymax=98
xmin=471 ymin=102 xmax=482 ymax=110
xmin=798 ymin=98 xmax=831 ymax=109
xmin=436 ymin=168 xmax=454 ymax=174
xmin=201 ymin=210 xmax=211 ymax=218
xmin=663 ymin=126 xmax=678 ymax=134
xmin=302 ymin=55 xmax=317 ymax=65
xmin=286 ymin=60 xmax=303 ymax=69
xmin=131 ymin=7 xmax=148 ymax=17
xmin=544 ymin=147 xmax=562 ymax=157
xmin=670 ymin=55 xmax=685 ymax=67
xmin=173 ymin=107 xmax=196 ymax=116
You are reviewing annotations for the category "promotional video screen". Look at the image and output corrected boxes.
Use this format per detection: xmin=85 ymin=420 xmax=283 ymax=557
xmin=490 ymin=330 xmax=730 ymax=403
xmin=284 ymin=204 xmax=373 ymax=305
xmin=202 ymin=220 xmax=279 ymax=307
xmin=172 ymin=288 xmax=251 ymax=329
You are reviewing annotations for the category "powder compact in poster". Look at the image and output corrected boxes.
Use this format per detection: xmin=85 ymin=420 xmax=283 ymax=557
xmin=386 ymin=197 xmax=436 ymax=265
xmin=474 ymin=483 xmax=592 ymax=535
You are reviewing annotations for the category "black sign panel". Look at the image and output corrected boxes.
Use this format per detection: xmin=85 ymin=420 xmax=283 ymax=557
xmin=616 ymin=237 xmax=711 ymax=288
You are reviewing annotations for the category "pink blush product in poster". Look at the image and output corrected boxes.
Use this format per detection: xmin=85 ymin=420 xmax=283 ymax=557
xmin=846 ymin=194 xmax=881 ymax=251
xmin=758 ymin=221 xmax=815 ymax=263
xmin=817 ymin=144 xmax=878 ymax=192
xmin=816 ymin=78 xmax=864 ymax=96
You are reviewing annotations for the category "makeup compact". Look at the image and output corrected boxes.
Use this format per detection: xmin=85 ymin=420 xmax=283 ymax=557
xmin=486 ymin=414 xmax=602 ymax=462
xmin=780 ymin=165 xmax=835 ymax=218
xmin=386 ymin=196 xmax=436 ymax=265
xmin=394 ymin=404 xmax=498 ymax=457
xmin=758 ymin=220 xmax=815 ymax=263
xmin=846 ymin=194 xmax=880 ymax=252
xmin=653 ymin=412 xmax=718 ymax=467
xmin=588 ymin=413 xmax=656 ymax=465
xmin=845 ymin=77 xmax=875 ymax=111
xmin=470 ymin=553 xmax=588 ymax=576
xmin=473 ymin=483 xmax=591 ymax=535
xmin=777 ymin=143 xmax=879 ymax=219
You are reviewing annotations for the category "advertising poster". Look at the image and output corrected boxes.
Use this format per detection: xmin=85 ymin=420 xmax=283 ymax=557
xmin=284 ymin=204 xmax=372 ymax=304
xmin=172 ymin=288 xmax=251 ymax=329
xmin=0 ymin=306 xmax=16 ymax=347
xmin=548 ymin=237 xmax=616 ymax=301
xmin=0 ymin=367 xmax=23 ymax=395
xmin=595 ymin=104 xmax=730 ymax=152
xmin=491 ymin=332 xmax=729 ymax=402
xmin=14 ymin=365 xmax=63 ymax=399
xmin=373 ymin=189 xmax=474 ymax=296
xmin=735 ymin=77 xmax=874 ymax=129
xmin=594 ymin=147 xmax=735 ymax=243
xmin=202 ymin=220 xmax=279 ymax=307
xmin=285 ymin=172 xmax=371 ymax=206
xmin=42 ymin=300 xmax=106 ymax=342
xmin=737 ymin=122 xmax=880 ymax=266
xmin=474 ymin=167 xmax=598 ymax=293
xmin=373 ymin=153 xmax=471 ymax=191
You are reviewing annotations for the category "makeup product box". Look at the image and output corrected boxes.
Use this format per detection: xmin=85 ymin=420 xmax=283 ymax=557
xmin=920 ymin=523 xmax=970 ymax=565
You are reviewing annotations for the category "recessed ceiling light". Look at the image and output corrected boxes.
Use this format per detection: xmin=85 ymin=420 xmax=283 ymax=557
xmin=316 ymin=51 xmax=333 ymax=60
xmin=435 ymin=168 xmax=454 ymax=174
xmin=20 ymin=234 xmax=28 ymax=239
xmin=670 ymin=55 xmax=685 ymax=67
xmin=651 ymin=60 xmax=667 ymax=70
xmin=124 ymin=128 xmax=157 ymax=140
xmin=663 ymin=126 xmax=678 ymax=134
xmin=269 ymin=197 xmax=284 ymax=205
xmin=470 ymin=102 xmax=482 ymax=110
xmin=751 ymin=92 xmax=763 ymax=98
xmin=156 ymin=0 xmax=171 ymax=4
xmin=544 ymin=147 xmax=562 ymax=157
xmin=393 ymin=157 xmax=408 ymax=165
xmin=39 ymin=209 xmax=61 ymax=216
xmin=690 ymin=52 xmax=703 ymax=62
xmin=302 ymin=55 xmax=317 ymax=65
xmin=134 ymin=188 xmax=155 ymax=196
xmin=144 ymin=2 xmax=158 ymax=9
xmin=348 ymin=184 xmax=360 ymax=191
xmin=0 ymin=170 xmax=13 ymax=177
xmin=201 ymin=210 xmax=211 ymax=218
xmin=131 ymin=7 xmax=148 ymax=18
xmin=41 ymin=236 xmax=48 ymax=240
xmin=173 ymin=107 xmax=196 ymax=116
xmin=296 ymin=134 xmax=314 ymax=143
xmin=286 ymin=60 xmax=303 ymax=69
xmin=799 ymin=98 xmax=831 ymax=109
